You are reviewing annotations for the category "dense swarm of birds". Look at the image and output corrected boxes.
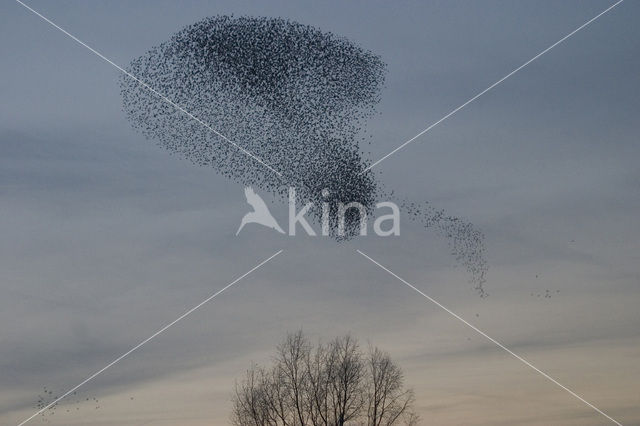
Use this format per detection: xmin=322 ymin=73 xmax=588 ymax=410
xmin=120 ymin=15 xmax=382 ymax=237
xmin=120 ymin=15 xmax=488 ymax=294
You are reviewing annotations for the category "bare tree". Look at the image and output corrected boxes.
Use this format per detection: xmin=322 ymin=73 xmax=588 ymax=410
xmin=277 ymin=331 xmax=312 ymax=425
xmin=366 ymin=348 xmax=417 ymax=426
xmin=231 ymin=332 xmax=418 ymax=425
xmin=232 ymin=366 xmax=271 ymax=426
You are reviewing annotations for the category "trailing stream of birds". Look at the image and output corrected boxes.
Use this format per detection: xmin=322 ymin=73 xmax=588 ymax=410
xmin=119 ymin=15 xmax=488 ymax=295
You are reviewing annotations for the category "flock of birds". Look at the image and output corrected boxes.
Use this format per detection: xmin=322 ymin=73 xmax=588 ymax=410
xmin=119 ymin=15 xmax=489 ymax=293
xmin=34 ymin=387 xmax=136 ymax=423
xmin=120 ymin=15 xmax=382 ymax=237
xmin=35 ymin=387 xmax=102 ymax=423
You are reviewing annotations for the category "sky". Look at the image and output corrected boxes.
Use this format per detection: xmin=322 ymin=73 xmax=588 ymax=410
xmin=1 ymin=0 xmax=639 ymax=425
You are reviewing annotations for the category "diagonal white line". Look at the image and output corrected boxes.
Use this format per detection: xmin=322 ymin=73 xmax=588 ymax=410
xmin=363 ymin=0 xmax=624 ymax=173
xmin=356 ymin=249 xmax=623 ymax=425
xmin=16 ymin=249 xmax=284 ymax=426
xmin=14 ymin=0 xmax=283 ymax=177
